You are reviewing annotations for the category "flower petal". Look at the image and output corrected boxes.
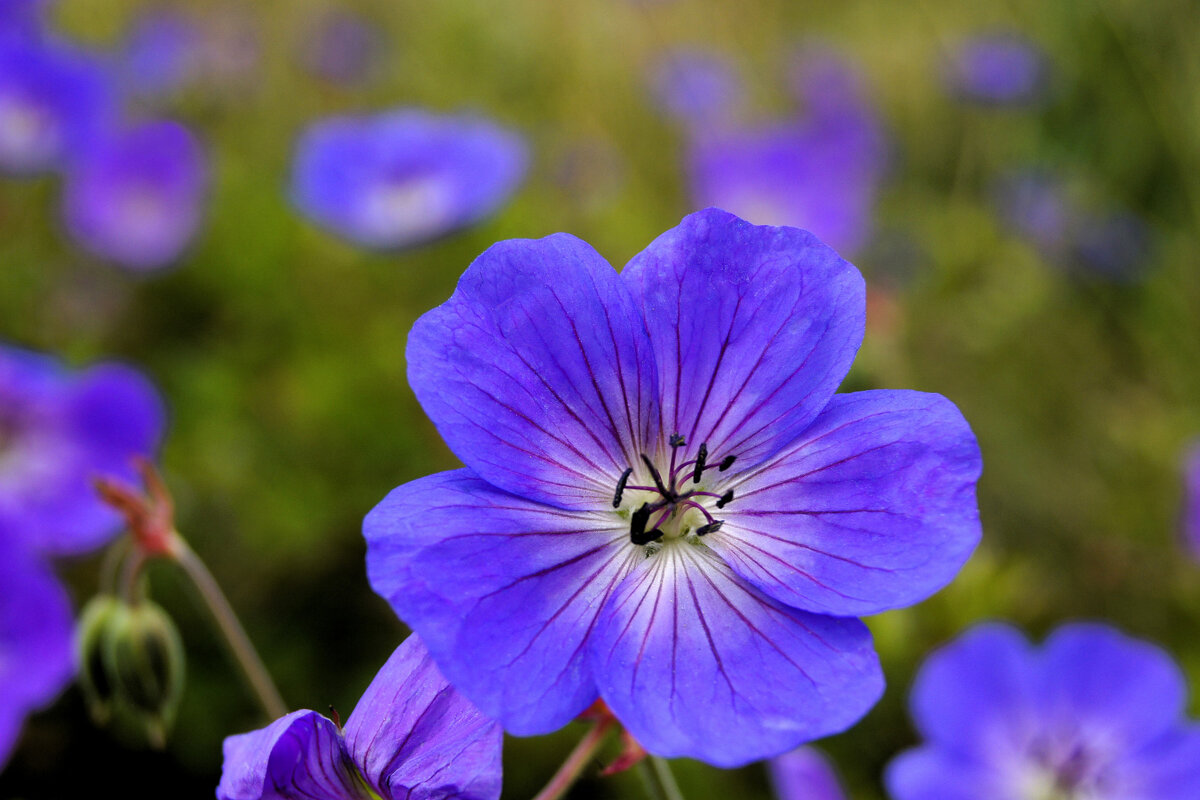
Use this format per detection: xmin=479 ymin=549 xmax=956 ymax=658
xmin=364 ymin=469 xmax=640 ymax=734
xmin=908 ymin=624 xmax=1037 ymax=760
xmin=217 ymin=710 xmax=360 ymax=800
xmin=1037 ymin=623 xmax=1188 ymax=751
xmin=0 ymin=535 xmax=74 ymax=768
xmin=622 ymin=208 xmax=864 ymax=470
xmin=1121 ymin=727 xmax=1200 ymax=800
xmin=344 ymin=635 xmax=502 ymax=800
xmin=588 ymin=542 xmax=881 ymax=767
xmin=768 ymin=747 xmax=847 ymax=800
xmin=707 ymin=390 xmax=981 ymax=616
xmin=407 ymin=233 xmax=659 ymax=510
xmin=885 ymin=747 xmax=1011 ymax=800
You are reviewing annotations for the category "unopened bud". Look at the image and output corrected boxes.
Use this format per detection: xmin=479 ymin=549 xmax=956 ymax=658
xmin=102 ymin=599 xmax=186 ymax=747
xmin=75 ymin=595 xmax=123 ymax=725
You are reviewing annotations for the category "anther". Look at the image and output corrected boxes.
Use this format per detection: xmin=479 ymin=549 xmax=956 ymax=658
xmin=696 ymin=520 xmax=723 ymax=536
xmin=629 ymin=503 xmax=652 ymax=540
xmin=718 ymin=455 xmax=736 ymax=472
xmin=329 ymin=705 xmax=341 ymax=730
xmin=669 ymin=433 xmax=686 ymax=448
xmin=612 ymin=467 xmax=633 ymax=508
xmin=716 ymin=489 xmax=734 ymax=509
xmin=640 ymin=454 xmax=671 ymax=497
xmin=692 ymin=443 xmax=708 ymax=484
xmin=631 ymin=527 xmax=665 ymax=546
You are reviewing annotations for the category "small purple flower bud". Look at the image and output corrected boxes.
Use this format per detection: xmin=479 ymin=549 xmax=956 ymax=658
xmin=62 ymin=119 xmax=207 ymax=271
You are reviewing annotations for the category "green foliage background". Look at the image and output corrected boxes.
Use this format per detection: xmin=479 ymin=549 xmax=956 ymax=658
xmin=2 ymin=0 xmax=1199 ymax=797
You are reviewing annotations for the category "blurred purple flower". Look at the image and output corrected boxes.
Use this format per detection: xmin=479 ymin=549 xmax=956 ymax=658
xmin=1183 ymin=441 xmax=1200 ymax=562
xmin=648 ymin=48 xmax=743 ymax=129
xmin=217 ymin=635 xmax=502 ymax=800
xmin=300 ymin=9 xmax=384 ymax=86
xmin=994 ymin=170 xmax=1153 ymax=281
xmin=291 ymin=109 xmax=526 ymax=250
xmin=0 ymin=344 xmax=166 ymax=555
xmin=120 ymin=9 xmax=202 ymax=97
xmin=0 ymin=533 xmax=74 ymax=770
xmin=0 ymin=0 xmax=49 ymax=41
xmin=0 ymin=37 xmax=116 ymax=174
xmin=770 ymin=747 xmax=847 ymax=800
xmin=688 ymin=50 xmax=886 ymax=255
xmin=62 ymin=120 xmax=207 ymax=271
xmin=886 ymin=623 xmax=1200 ymax=800
xmin=946 ymin=33 xmax=1049 ymax=106
xmin=364 ymin=208 xmax=982 ymax=766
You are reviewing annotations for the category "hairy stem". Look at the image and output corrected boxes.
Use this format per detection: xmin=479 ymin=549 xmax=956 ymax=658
xmin=531 ymin=717 xmax=616 ymax=800
xmin=174 ymin=542 xmax=288 ymax=720
xmin=637 ymin=756 xmax=685 ymax=800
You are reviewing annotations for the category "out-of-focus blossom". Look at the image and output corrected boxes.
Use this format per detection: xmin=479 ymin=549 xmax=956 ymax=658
xmin=945 ymin=33 xmax=1049 ymax=105
xmin=648 ymin=48 xmax=743 ymax=129
xmin=0 ymin=533 xmax=74 ymax=769
xmin=0 ymin=0 xmax=48 ymax=41
xmin=1183 ymin=441 xmax=1200 ymax=562
xmin=291 ymin=109 xmax=526 ymax=250
xmin=120 ymin=9 xmax=202 ymax=98
xmin=994 ymin=169 xmax=1153 ymax=281
xmin=770 ymin=748 xmax=847 ymax=800
xmin=300 ymin=9 xmax=384 ymax=86
xmin=0 ymin=344 xmax=165 ymax=555
xmin=365 ymin=208 xmax=982 ymax=766
xmin=62 ymin=120 xmax=207 ymax=271
xmin=886 ymin=622 xmax=1200 ymax=800
xmin=217 ymin=635 xmax=502 ymax=800
xmin=0 ymin=37 xmax=115 ymax=174
xmin=687 ymin=48 xmax=885 ymax=255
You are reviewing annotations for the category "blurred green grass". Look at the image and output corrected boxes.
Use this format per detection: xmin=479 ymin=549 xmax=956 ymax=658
xmin=3 ymin=0 xmax=1200 ymax=797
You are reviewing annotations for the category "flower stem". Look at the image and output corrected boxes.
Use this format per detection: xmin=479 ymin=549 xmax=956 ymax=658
xmin=531 ymin=717 xmax=616 ymax=800
xmin=637 ymin=756 xmax=685 ymax=800
xmin=173 ymin=541 xmax=288 ymax=720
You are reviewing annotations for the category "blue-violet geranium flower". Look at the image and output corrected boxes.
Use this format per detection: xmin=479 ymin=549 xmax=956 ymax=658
xmin=290 ymin=109 xmax=526 ymax=251
xmin=364 ymin=208 xmax=982 ymax=766
xmin=885 ymin=622 xmax=1200 ymax=800
xmin=770 ymin=747 xmax=847 ymax=800
xmin=0 ymin=343 xmax=166 ymax=555
xmin=217 ymin=634 xmax=503 ymax=800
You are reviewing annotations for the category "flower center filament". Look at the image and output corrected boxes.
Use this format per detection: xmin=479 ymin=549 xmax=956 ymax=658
xmin=612 ymin=433 xmax=737 ymax=546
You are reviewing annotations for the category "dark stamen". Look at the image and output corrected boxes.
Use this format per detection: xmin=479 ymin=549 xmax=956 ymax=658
xmin=692 ymin=443 xmax=708 ymax=484
xmin=669 ymin=433 xmax=686 ymax=448
xmin=716 ymin=489 xmax=734 ymax=509
xmin=629 ymin=503 xmax=652 ymax=540
xmin=612 ymin=467 xmax=633 ymax=508
xmin=631 ymin=527 xmax=665 ymax=546
xmin=718 ymin=455 xmax=736 ymax=472
xmin=696 ymin=520 xmax=724 ymax=536
xmin=329 ymin=705 xmax=341 ymax=730
xmin=640 ymin=453 xmax=672 ymax=498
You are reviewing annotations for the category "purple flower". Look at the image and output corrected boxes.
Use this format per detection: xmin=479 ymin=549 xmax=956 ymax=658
xmin=364 ymin=208 xmax=982 ymax=766
xmin=770 ymin=747 xmax=847 ymax=800
xmin=1183 ymin=440 xmax=1200 ymax=562
xmin=687 ymin=51 xmax=885 ymax=255
xmin=946 ymin=33 xmax=1049 ymax=106
xmin=290 ymin=110 xmax=527 ymax=250
xmin=648 ymin=49 xmax=744 ymax=129
xmin=217 ymin=635 xmax=503 ymax=800
xmin=886 ymin=623 xmax=1200 ymax=800
xmin=62 ymin=119 xmax=207 ymax=271
xmin=0 ymin=0 xmax=49 ymax=41
xmin=0 ymin=533 xmax=74 ymax=769
xmin=300 ymin=9 xmax=385 ymax=86
xmin=120 ymin=9 xmax=203 ymax=97
xmin=0 ymin=37 xmax=116 ymax=174
xmin=0 ymin=344 xmax=166 ymax=555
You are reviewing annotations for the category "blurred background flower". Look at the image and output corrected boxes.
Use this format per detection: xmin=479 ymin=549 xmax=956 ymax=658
xmin=944 ymin=32 xmax=1050 ymax=106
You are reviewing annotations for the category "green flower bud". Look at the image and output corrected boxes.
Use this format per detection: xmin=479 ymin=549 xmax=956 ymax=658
xmin=101 ymin=599 xmax=186 ymax=748
xmin=74 ymin=595 xmax=124 ymax=725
